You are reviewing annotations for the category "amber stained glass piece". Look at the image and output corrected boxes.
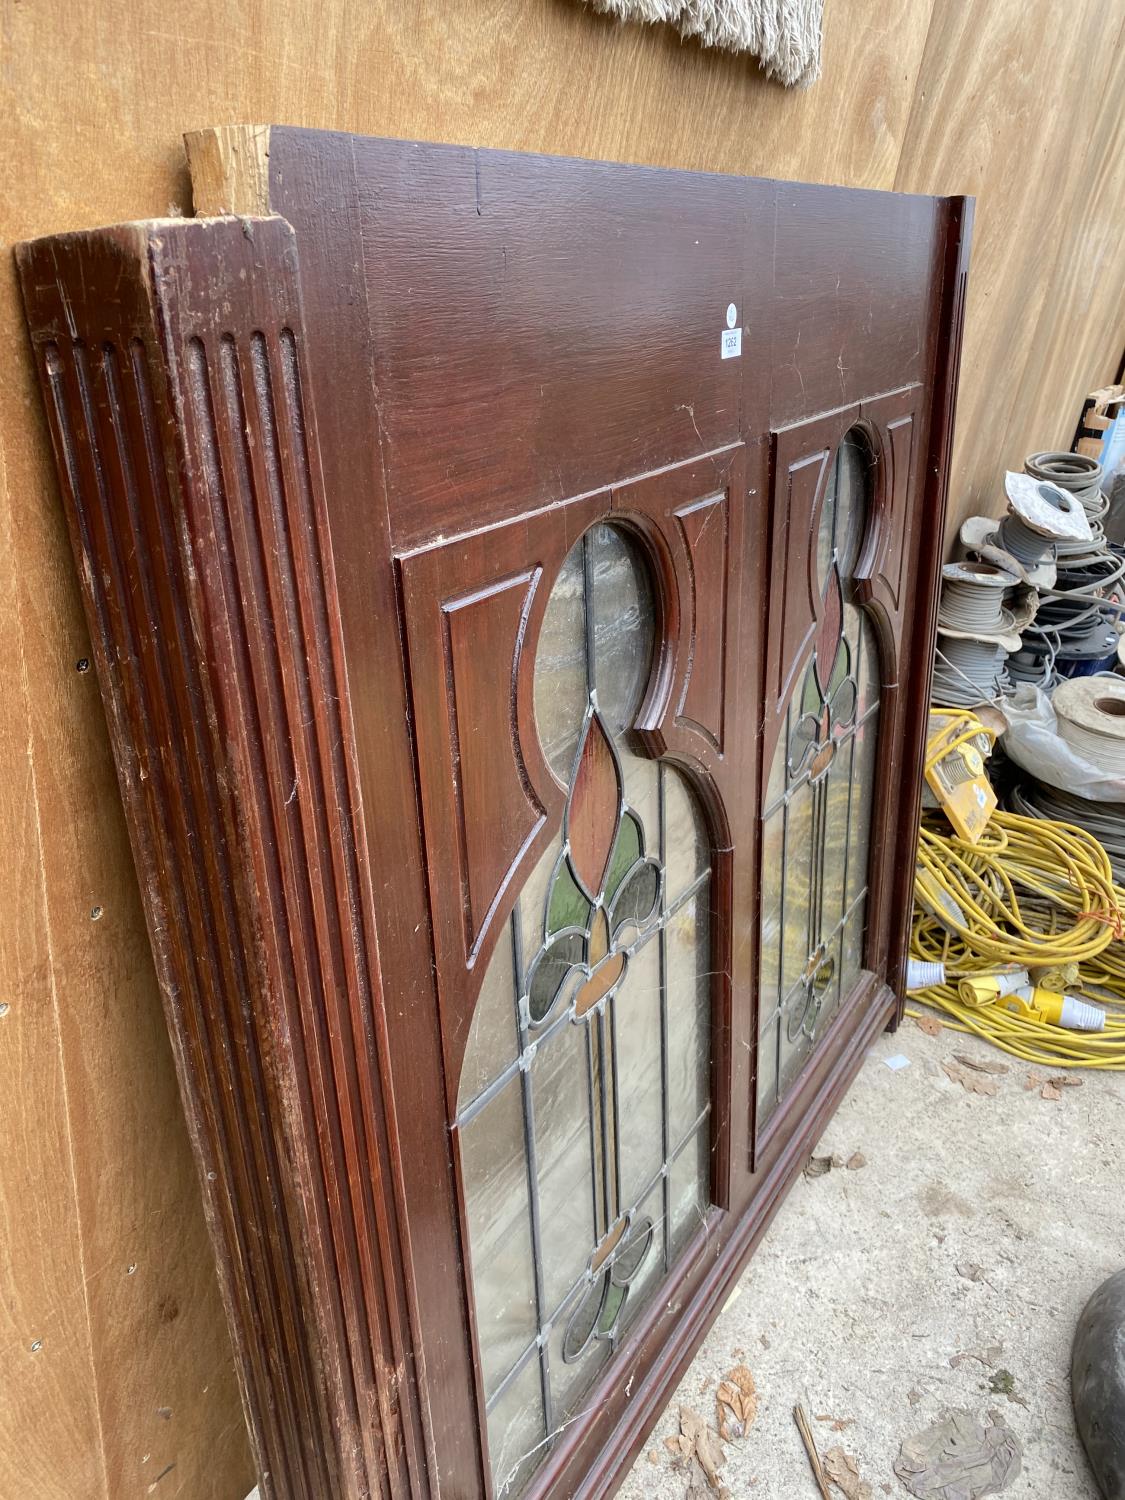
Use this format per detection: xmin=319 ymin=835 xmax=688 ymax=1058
xmin=568 ymin=712 xmax=622 ymax=898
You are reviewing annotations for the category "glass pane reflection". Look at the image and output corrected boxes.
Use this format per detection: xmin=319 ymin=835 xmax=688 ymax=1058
xmin=459 ymin=523 xmax=714 ymax=1496
xmin=757 ymin=427 xmax=881 ymax=1133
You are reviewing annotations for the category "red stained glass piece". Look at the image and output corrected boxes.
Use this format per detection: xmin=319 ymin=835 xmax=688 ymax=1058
xmin=813 ymin=564 xmax=843 ymax=697
xmin=569 ymin=712 xmax=621 ymax=898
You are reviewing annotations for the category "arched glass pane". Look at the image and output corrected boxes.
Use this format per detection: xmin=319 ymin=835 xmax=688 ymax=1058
xmin=758 ymin=430 xmax=880 ymax=1133
xmin=456 ymin=524 xmax=713 ymax=1495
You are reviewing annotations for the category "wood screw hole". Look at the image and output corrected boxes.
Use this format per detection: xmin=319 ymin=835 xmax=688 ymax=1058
xmin=76 ymin=658 xmax=90 ymax=672
xmin=90 ymin=905 xmax=103 ymax=921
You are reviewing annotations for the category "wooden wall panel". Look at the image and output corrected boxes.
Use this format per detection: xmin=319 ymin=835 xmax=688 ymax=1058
xmin=0 ymin=2 xmax=1120 ymax=1496
xmin=895 ymin=0 xmax=1125 ymax=537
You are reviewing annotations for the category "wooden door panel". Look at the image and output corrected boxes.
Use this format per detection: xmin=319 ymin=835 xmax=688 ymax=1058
xmin=18 ymin=130 xmax=972 ymax=1500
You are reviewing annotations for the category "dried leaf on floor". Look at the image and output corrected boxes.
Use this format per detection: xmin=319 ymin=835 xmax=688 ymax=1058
xmin=1045 ymin=1074 xmax=1082 ymax=1089
xmin=846 ymin=1152 xmax=867 ymax=1169
xmin=1040 ymin=1080 xmax=1063 ymax=1101
xmin=953 ymin=1053 xmax=1009 ymax=1076
xmin=716 ymin=1365 xmax=758 ymax=1441
xmin=942 ymin=1060 xmax=998 ymax=1097
xmin=914 ymin=1012 xmax=943 ymax=1037
xmin=956 ymin=1262 xmax=985 ymax=1283
xmin=1023 ymin=1071 xmax=1043 ymax=1091
xmin=816 ymin=1414 xmax=857 ymax=1432
xmin=823 ymin=1445 xmax=873 ymax=1499
xmin=894 ymin=1409 xmax=1022 ymax=1497
xmin=676 ymin=1407 xmax=727 ymax=1489
xmin=805 ymin=1154 xmax=835 ymax=1178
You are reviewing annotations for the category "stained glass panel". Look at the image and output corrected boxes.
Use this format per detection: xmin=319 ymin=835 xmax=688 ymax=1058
xmin=457 ymin=524 xmax=714 ymax=1496
xmin=757 ymin=428 xmax=881 ymax=1133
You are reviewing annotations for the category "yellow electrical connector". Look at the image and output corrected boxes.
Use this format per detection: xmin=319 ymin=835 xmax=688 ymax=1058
xmin=924 ymin=708 xmax=998 ymax=844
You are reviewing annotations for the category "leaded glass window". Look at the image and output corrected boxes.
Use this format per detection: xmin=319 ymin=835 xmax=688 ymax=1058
xmin=757 ymin=431 xmax=881 ymax=1131
xmin=456 ymin=524 xmax=713 ymax=1498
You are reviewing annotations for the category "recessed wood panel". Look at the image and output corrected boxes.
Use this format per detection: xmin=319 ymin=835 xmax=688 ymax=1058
xmin=442 ymin=570 xmax=546 ymax=959
xmin=674 ymin=492 xmax=729 ymax=752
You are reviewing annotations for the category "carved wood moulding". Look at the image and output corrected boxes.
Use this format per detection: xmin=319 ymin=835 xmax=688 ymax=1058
xmin=17 ymin=126 xmax=972 ymax=1500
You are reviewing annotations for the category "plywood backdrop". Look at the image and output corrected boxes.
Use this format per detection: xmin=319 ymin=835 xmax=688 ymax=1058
xmin=0 ymin=3 xmax=1121 ymax=1496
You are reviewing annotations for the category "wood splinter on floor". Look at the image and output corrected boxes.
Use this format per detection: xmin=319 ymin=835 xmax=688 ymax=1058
xmin=793 ymin=1403 xmax=832 ymax=1500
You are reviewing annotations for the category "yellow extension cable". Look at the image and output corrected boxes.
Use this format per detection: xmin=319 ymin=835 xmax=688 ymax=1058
xmin=907 ymin=710 xmax=1125 ymax=1068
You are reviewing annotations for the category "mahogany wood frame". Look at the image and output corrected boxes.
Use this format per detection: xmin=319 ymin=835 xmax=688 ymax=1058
xmin=16 ymin=128 xmax=972 ymax=1500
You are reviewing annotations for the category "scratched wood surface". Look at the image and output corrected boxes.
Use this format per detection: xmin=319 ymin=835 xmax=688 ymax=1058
xmin=0 ymin=3 xmax=1121 ymax=1497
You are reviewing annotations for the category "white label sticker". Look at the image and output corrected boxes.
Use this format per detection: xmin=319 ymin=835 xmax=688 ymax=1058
xmin=721 ymin=327 xmax=742 ymax=359
xmin=726 ymin=302 xmax=738 ymax=329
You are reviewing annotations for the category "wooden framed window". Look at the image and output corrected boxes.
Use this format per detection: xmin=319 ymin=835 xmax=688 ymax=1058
xmin=17 ymin=127 xmax=972 ymax=1500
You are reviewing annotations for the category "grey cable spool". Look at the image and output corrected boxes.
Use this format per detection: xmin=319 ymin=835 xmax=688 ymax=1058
xmin=931 ymin=637 xmax=1008 ymax=707
xmin=1002 ymin=469 xmax=1092 ymax=565
xmin=1053 ymin=675 xmax=1125 ymax=777
xmin=937 ymin=560 xmax=1018 ymax=634
xmin=1026 ymin=450 xmax=1105 ymax=522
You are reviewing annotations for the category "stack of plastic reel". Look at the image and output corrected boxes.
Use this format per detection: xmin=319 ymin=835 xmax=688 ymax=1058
xmin=1016 ymin=453 xmax=1123 ymax=682
xmin=931 ymin=561 xmax=1019 ymax=707
xmin=954 ymin=469 xmax=1092 ymax=693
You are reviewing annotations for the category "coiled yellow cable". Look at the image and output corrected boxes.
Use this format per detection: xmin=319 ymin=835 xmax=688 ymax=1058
xmin=909 ymin=710 xmax=1125 ymax=1066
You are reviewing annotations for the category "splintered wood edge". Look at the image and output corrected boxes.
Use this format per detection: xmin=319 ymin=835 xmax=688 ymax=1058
xmin=185 ymin=125 xmax=272 ymax=217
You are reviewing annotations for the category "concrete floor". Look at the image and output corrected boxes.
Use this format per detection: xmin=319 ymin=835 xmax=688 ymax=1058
xmin=245 ymin=1017 xmax=1123 ymax=1500
xmin=618 ymin=1017 xmax=1125 ymax=1499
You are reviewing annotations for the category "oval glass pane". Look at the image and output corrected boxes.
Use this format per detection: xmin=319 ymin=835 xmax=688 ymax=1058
xmin=817 ymin=429 xmax=872 ymax=589
xmin=588 ymin=523 xmax=655 ymax=734
xmin=533 ymin=542 xmax=588 ymax=782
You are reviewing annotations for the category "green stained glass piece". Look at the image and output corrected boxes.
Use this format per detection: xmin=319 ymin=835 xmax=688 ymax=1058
xmin=611 ymin=1218 xmax=653 ymax=1285
xmin=598 ymin=1280 xmax=628 ymax=1334
xmin=547 ymin=858 xmax=591 ymax=936
xmin=611 ymin=861 xmax=659 ymax=942
xmin=830 ymin=676 xmax=858 ymax=731
xmin=603 ymin=812 xmax=643 ymax=907
xmin=527 ymin=931 xmax=583 ymax=1024
xmin=828 ymin=636 xmax=850 ymax=696
xmin=800 ymin=658 xmax=822 ymax=717
xmin=562 ymin=1276 xmax=606 ymax=1362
